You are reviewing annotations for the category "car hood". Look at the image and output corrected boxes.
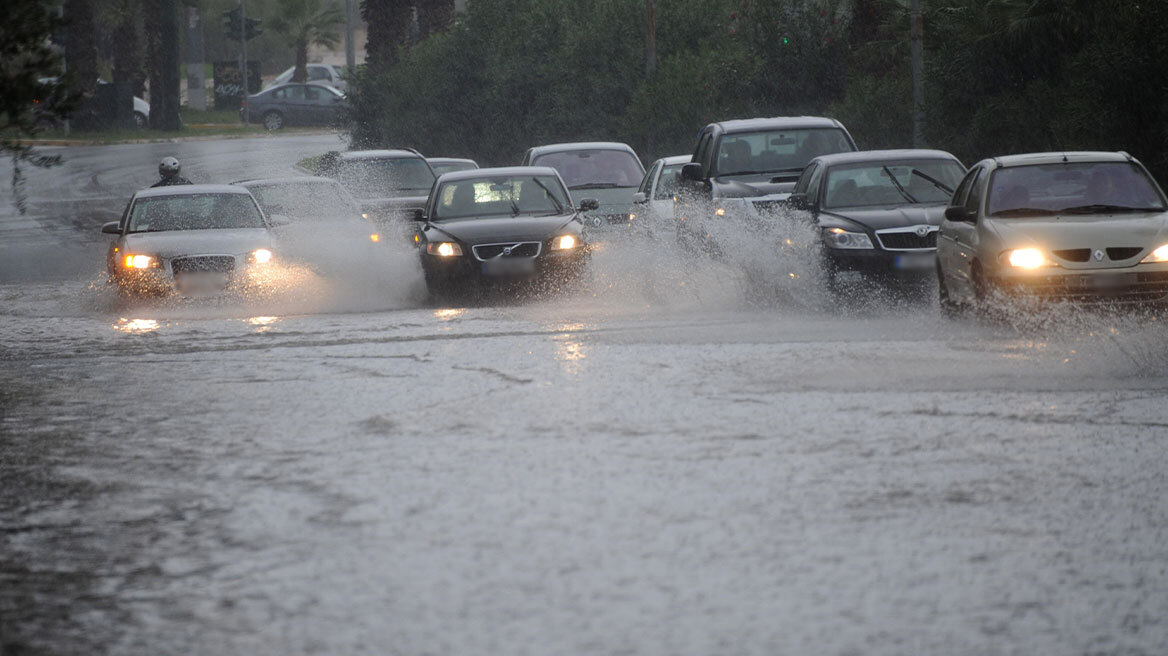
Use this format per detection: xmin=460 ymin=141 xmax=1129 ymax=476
xmin=358 ymin=195 xmax=429 ymax=208
xmin=425 ymin=214 xmax=577 ymax=244
xmin=823 ymin=204 xmax=947 ymax=230
xmin=121 ymin=228 xmax=273 ymax=257
xmin=569 ymin=186 xmax=638 ymax=212
xmin=985 ymin=211 xmax=1168 ymax=251
xmin=713 ymin=175 xmax=800 ymax=199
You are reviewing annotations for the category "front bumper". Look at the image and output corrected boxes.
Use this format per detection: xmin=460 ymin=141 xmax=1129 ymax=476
xmin=989 ymin=267 xmax=1168 ymax=304
xmin=420 ymin=248 xmax=588 ymax=288
xmin=111 ymin=256 xmax=280 ymax=296
xmin=823 ymin=248 xmax=936 ymax=276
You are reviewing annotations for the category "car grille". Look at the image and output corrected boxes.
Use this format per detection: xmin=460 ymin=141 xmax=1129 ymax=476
xmin=875 ymin=228 xmax=937 ymax=251
xmin=1107 ymin=247 xmax=1143 ymax=261
xmin=1002 ymin=271 xmax=1168 ymax=303
xmin=752 ymin=200 xmax=785 ymax=214
xmin=171 ymin=256 xmax=235 ymax=273
xmin=471 ymin=242 xmax=542 ymax=261
xmin=1053 ymin=248 xmax=1090 ymax=262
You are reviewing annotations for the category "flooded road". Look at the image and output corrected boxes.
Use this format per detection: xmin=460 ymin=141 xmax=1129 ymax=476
xmin=2 ymin=137 xmax=1167 ymax=654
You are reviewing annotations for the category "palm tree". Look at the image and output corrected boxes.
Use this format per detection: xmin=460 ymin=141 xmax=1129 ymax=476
xmin=270 ymin=0 xmax=345 ymax=83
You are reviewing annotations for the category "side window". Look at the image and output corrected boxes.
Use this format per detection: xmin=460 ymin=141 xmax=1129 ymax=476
xmin=286 ymin=85 xmax=306 ymax=101
xmin=305 ymin=86 xmax=323 ymax=101
xmin=702 ymin=134 xmax=719 ymax=173
xmin=951 ymin=167 xmax=979 ymax=207
xmin=693 ymin=130 xmax=712 ymax=174
xmin=272 ymin=88 xmax=286 ymax=99
xmin=309 ymin=67 xmax=329 ymax=81
xmin=805 ymin=164 xmax=826 ymax=205
xmin=793 ymin=163 xmax=818 ymax=194
xmin=638 ymin=162 xmax=659 ymax=196
xmin=963 ymin=167 xmax=986 ymax=214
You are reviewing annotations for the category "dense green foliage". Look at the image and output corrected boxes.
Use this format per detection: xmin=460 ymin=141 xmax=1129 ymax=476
xmin=349 ymin=0 xmax=1168 ymax=183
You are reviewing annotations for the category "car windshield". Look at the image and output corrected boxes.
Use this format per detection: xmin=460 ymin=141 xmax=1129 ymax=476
xmin=532 ymin=149 xmax=644 ymax=189
xmin=988 ymin=161 xmax=1167 ymax=217
xmin=715 ymin=128 xmax=854 ymax=177
xmin=654 ymin=163 xmax=686 ymax=200
xmin=334 ymin=158 xmax=436 ymax=198
xmin=127 ymin=194 xmax=265 ymax=233
xmin=429 ymin=161 xmax=478 ymax=176
xmin=432 ymin=175 xmax=570 ymax=220
xmin=245 ymin=182 xmax=358 ymax=222
xmin=823 ymin=159 xmax=966 ymax=209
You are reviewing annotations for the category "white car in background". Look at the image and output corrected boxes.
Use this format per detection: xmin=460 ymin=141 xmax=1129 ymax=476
xmin=270 ymin=64 xmax=347 ymax=92
xmin=631 ymin=154 xmax=691 ymax=221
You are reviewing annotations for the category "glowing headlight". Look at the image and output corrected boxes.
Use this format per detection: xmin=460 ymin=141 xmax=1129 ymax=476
xmin=369 ymin=233 xmax=381 ymax=243
xmin=1004 ymin=248 xmax=1051 ymax=269
xmin=552 ymin=234 xmax=577 ymax=250
xmin=823 ymin=227 xmax=874 ymax=249
xmin=714 ymin=207 xmax=727 ymax=216
xmin=426 ymin=241 xmax=463 ymax=257
xmin=629 ymin=212 xmax=637 ymax=221
xmin=123 ymin=254 xmax=156 ymax=269
xmin=251 ymin=248 xmax=273 ymax=264
xmin=1140 ymin=243 xmax=1168 ymax=263
xmin=361 ymin=212 xmax=370 ymax=220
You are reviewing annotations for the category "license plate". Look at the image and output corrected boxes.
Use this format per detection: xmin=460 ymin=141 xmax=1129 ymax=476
xmin=482 ymin=258 xmax=536 ymax=277
xmin=175 ymin=272 xmax=230 ymax=295
xmin=1081 ymin=273 xmax=1131 ymax=291
xmin=893 ymin=253 xmax=935 ymax=271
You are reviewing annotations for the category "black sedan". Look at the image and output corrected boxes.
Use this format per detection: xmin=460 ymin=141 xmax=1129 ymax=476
xmin=413 ymin=167 xmax=595 ymax=297
xmin=787 ymin=149 xmax=966 ymax=288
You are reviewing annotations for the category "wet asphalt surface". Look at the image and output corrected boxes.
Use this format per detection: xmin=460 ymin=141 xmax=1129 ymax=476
xmin=1 ymin=135 xmax=1167 ymax=655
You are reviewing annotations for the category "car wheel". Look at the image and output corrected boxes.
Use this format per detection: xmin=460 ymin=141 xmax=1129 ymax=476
xmin=262 ymin=111 xmax=284 ymax=131
xmin=133 ymin=111 xmax=147 ymax=129
xmin=938 ymin=270 xmax=963 ymax=318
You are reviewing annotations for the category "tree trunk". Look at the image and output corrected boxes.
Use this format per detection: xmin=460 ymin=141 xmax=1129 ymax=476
xmin=65 ymin=0 xmax=98 ymax=126
xmin=159 ymin=0 xmax=182 ymax=131
xmin=294 ymin=35 xmax=309 ymax=82
xmin=144 ymin=0 xmax=162 ymax=127
xmin=362 ymin=0 xmax=412 ymax=68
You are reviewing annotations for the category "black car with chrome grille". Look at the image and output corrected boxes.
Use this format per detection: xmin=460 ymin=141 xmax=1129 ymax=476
xmin=413 ymin=167 xmax=594 ymax=297
xmin=786 ymin=149 xmax=967 ymax=288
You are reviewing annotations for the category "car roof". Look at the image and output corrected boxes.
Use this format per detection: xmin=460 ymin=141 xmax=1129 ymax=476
xmin=133 ymin=184 xmax=252 ymax=199
xmin=660 ymin=155 xmax=692 ymax=165
xmin=337 ymin=149 xmax=425 ymax=161
xmin=714 ymin=116 xmax=845 ymax=134
xmin=987 ymin=151 xmax=1134 ymax=168
xmin=811 ymin=149 xmax=962 ymax=167
xmin=233 ymin=176 xmax=340 ymax=187
xmin=436 ymin=166 xmax=561 ymax=183
xmin=426 ymin=157 xmax=478 ymax=165
xmin=527 ymin=142 xmax=638 ymax=156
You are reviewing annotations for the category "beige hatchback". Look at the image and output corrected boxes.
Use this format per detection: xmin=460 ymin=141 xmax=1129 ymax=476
xmin=936 ymin=151 xmax=1168 ymax=312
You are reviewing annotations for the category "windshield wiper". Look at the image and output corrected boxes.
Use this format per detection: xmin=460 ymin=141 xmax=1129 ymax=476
xmin=909 ymin=168 xmax=954 ymax=195
xmin=509 ymin=197 xmax=521 ymax=216
xmin=570 ymin=182 xmax=621 ymax=190
xmin=531 ymin=177 xmax=565 ymax=213
xmin=992 ymin=207 xmax=1058 ymax=217
xmin=882 ymin=166 xmax=918 ymax=204
xmin=1060 ymin=204 xmax=1164 ymax=214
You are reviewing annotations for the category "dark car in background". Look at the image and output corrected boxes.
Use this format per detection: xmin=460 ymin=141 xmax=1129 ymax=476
xmin=787 ymin=149 xmax=966 ymax=290
xmin=426 ymin=157 xmax=479 ymax=176
xmin=413 ymin=166 xmax=593 ymax=298
xmin=321 ymin=149 xmax=437 ymax=226
xmin=242 ymin=83 xmax=347 ymax=130
xmin=521 ymin=142 xmax=644 ymax=232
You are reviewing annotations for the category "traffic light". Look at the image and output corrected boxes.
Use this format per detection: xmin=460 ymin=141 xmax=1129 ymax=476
xmin=222 ymin=5 xmax=262 ymax=42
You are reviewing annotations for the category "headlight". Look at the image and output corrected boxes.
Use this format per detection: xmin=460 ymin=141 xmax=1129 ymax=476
xmin=426 ymin=241 xmax=463 ymax=257
xmin=1140 ymin=243 xmax=1168 ymax=263
xmin=122 ymin=254 xmax=158 ymax=269
xmin=369 ymin=233 xmax=381 ymax=243
xmin=251 ymin=248 xmax=273 ymax=264
xmin=714 ymin=207 xmax=727 ymax=216
xmin=823 ymin=227 xmax=873 ymax=249
xmin=1002 ymin=248 xmax=1053 ymax=269
xmin=361 ymin=212 xmax=370 ymax=220
xmin=551 ymin=234 xmax=578 ymax=250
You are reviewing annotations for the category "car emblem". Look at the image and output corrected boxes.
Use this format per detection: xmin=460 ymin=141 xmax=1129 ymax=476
xmin=592 ymin=216 xmax=602 ymax=227
xmin=503 ymin=246 xmax=513 ymax=256
xmin=1094 ymin=249 xmax=1105 ymax=261
xmin=915 ymin=225 xmax=930 ymax=237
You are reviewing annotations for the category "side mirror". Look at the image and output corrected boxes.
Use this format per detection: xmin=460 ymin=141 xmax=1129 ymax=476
xmin=944 ymin=205 xmax=973 ymax=222
xmin=786 ymin=192 xmax=810 ymax=211
xmin=412 ymin=208 xmax=426 ymax=221
xmin=578 ymin=198 xmax=599 ymax=212
xmin=681 ymin=162 xmax=703 ymax=181
xmin=268 ymin=214 xmax=292 ymax=227
xmin=101 ymin=221 xmax=121 ymax=234
xmin=631 ymin=192 xmax=647 ymax=204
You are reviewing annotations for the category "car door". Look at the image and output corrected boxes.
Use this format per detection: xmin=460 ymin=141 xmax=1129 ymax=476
xmin=633 ymin=160 xmax=659 ymax=218
xmin=303 ymin=85 xmax=332 ymax=125
xmin=651 ymin=163 xmax=683 ymax=218
xmin=282 ymin=84 xmax=309 ymax=124
xmin=939 ymin=165 xmax=985 ymax=299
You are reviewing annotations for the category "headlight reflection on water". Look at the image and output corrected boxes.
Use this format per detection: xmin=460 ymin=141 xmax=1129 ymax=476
xmin=434 ymin=308 xmax=465 ymax=321
xmin=114 ymin=318 xmax=160 ymax=333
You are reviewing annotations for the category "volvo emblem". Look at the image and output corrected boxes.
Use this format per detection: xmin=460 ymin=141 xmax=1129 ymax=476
xmin=915 ymin=225 xmax=930 ymax=237
xmin=1093 ymin=249 xmax=1105 ymax=262
xmin=503 ymin=246 xmax=513 ymax=256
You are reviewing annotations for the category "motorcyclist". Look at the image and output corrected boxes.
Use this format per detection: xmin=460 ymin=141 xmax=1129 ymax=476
xmin=151 ymin=157 xmax=193 ymax=187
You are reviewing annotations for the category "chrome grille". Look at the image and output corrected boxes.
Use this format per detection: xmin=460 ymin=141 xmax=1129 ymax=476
xmin=471 ymin=241 xmax=542 ymax=261
xmin=875 ymin=226 xmax=937 ymax=251
xmin=171 ymin=256 xmax=235 ymax=273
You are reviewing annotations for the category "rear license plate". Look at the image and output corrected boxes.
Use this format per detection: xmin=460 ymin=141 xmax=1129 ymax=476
xmin=893 ymin=253 xmax=935 ymax=271
xmin=482 ymin=258 xmax=536 ymax=277
xmin=175 ymin=272 xmax=230 ymax=295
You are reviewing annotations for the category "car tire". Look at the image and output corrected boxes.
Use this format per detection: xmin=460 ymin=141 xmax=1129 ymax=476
xmin=938 ymin=271 xmax=963 ymax=318
xmin=262 ymin=111 xmax=284 ymax=131
xmin=133 ymin=111 xmax=148 ymax=129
